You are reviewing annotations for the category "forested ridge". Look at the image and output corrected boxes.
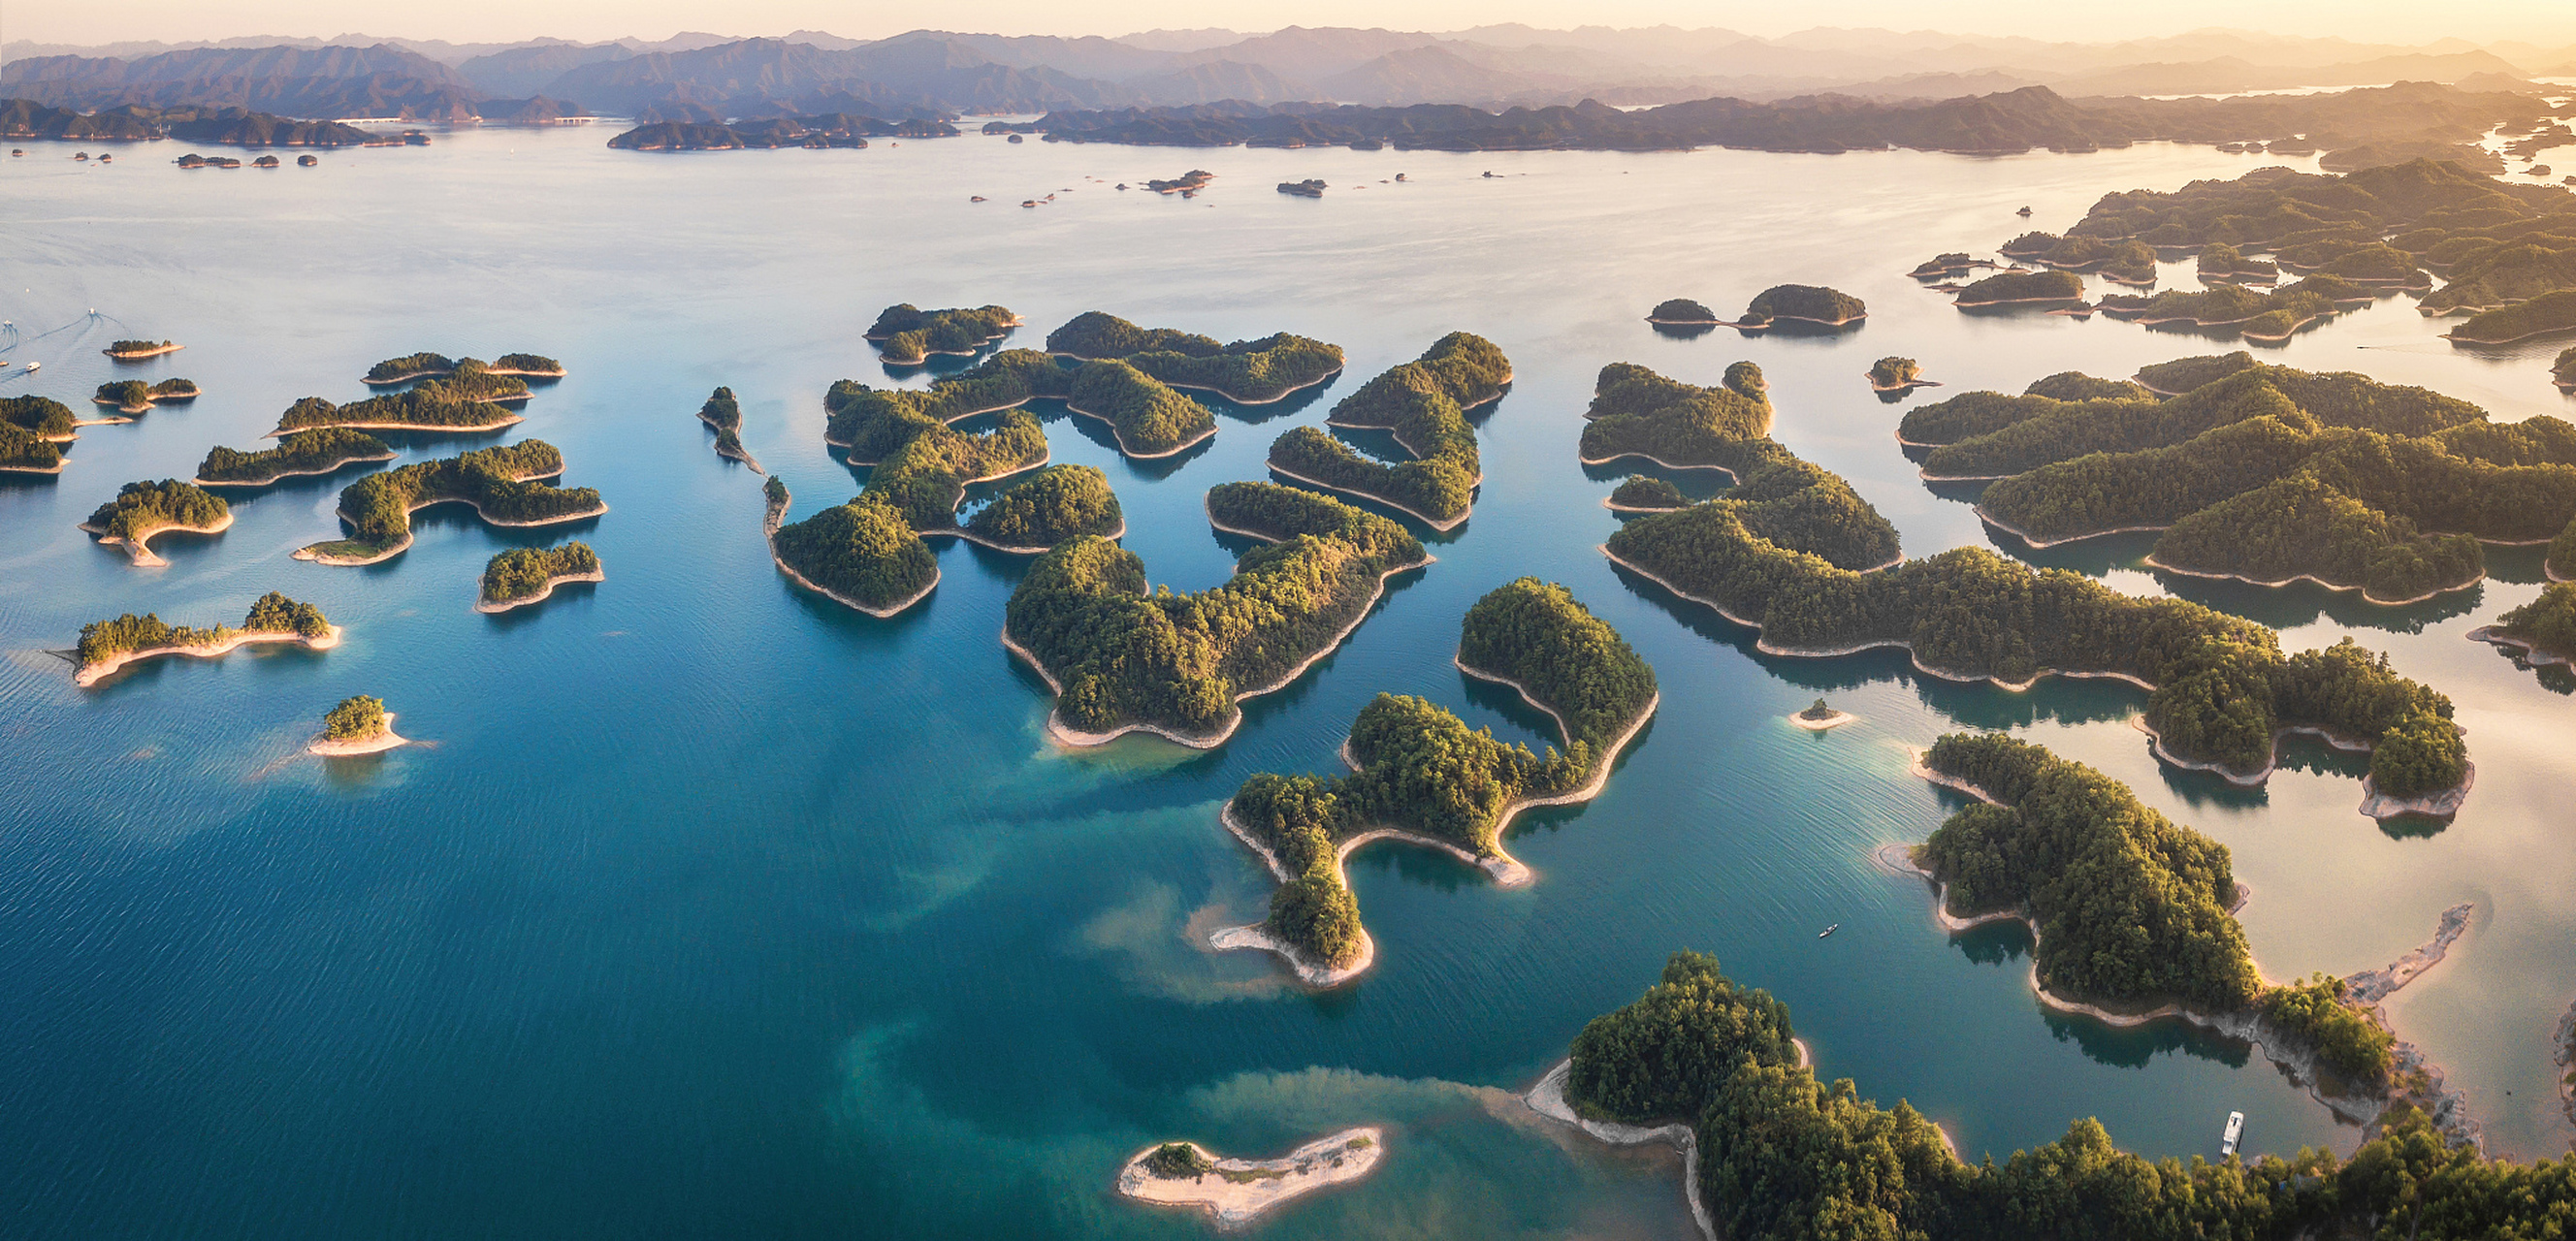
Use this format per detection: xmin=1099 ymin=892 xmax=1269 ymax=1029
xmin=198 ymin=428 xmax=392 ymax=484
xmin=1046 ymin=310 xmax=1344 ymax=403
xmin=273 ymin=385 xmax=520 ymax=433
xmin=1005 ymin=482 xmax=1423 ymax=743
xmin=1562 ymin=952 xmax=2569 ymax=1240
xmin=865 ymin=303 xmax=1019 ymax=365
xmin=1268 ymin=332 xmax=1508 ymax=525
xmin=1225 ymin=580 xmax=1653 ymax=969
xmin=480 ymin=542 xmax=601 ymax=604
xmin=306 ymin=440 xmax=596 ymax=560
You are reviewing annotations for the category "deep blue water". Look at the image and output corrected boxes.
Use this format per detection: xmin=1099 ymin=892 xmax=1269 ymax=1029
xmin=2 ymin=127 xmax=2571 ymax=1239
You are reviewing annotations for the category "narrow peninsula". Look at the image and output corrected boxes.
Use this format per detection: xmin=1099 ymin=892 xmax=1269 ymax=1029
xmin=74 ymin=592 xmax=338 ymax=687
xmin=477 ymin=542 xmax=602 ymax=613
xmin=296 ymin=440 xmax=603 ymax=565
xmin=1212 ymin=579 xmax=1656 ymax=984
xmin=81 ymin=479 xmax=231 ymax=566
xmin=1266 ymin=332 xmax=1509 ymax=529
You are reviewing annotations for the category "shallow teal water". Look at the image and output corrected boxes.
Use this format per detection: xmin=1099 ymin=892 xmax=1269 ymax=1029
xmin=3 ymin=128 xmax=2571 ymax=1238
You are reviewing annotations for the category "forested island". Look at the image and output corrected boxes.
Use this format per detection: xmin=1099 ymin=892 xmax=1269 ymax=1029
xmin=308 ymin=694 xmax=405 ymax=756
xmin=1547 ymin=945 xmax=2546 ymax=1241
xmin=196 ymin=428 xmax=394 ymax=486
xmin=269 ymin=386 xmax=523 ymax=436
xmin=2199 ymin=241 xmax=2281 ymax=283
xmin=1868 ymin=357 xmax=1932 ymax=392
xmin=1064 ymin=359 xmax=1219 ymax=456
xmin=1114 ymin=1129 xmax=1383 ymax=1226
xmin=849 ymin=337 xmax=1215 ymax=458
xmin=1904 ymin=357 xmax=2576 ymax=604
xmin=296 ymin=440 xmax=602 ymax=565
xmin=92 ymin=378 xmax=199 ymax=413
xmin=0 ymin=421 xmax=64 ymax=473
xmin=1604 ymin=407 xmax=2464 ymax=796
xmin=1606 ymin=475 xmax=1688 ymax=512
xmin=2445 ymin=289 xmax=2576 ymax=345
xmin=1741 ymin=284 xmax=1864 ymax=328
xmin=1646 ymin=298 xmax=1719 ymax=325
xmin=1266 ymin=332 xmax=1508 ymax=528
xmin=103 ymin=339 xmax=180 ymax=359
xmin=1996 ymin=232 xmax=2160 ymax=284
xmin=73 ymin=591 xmax=336 ymax=687
xmin=4 ymin=394 xmax=78 ymax=441
xmin=1046 ymin=311 xmax=1344 ymax=403
xmin=1952 ymin=270 xmax=2084 ymax=307
xmin=694 ymin=386 xmax=760 ymax=471
xmin=477 ymin=542 xmax=602 ymax=613
xmin=2473 ymin=582 xmax=2576 ymax=667
xmin=1215 ymin=579 xmax=1656 ymax=981
xmin=2096 ymin=274 xmax=2370 ymax=342
xmin=81 ymin=479 xmax=231 ymax=565
xmin=365 ymin=351 xmax=564 ymax=384
xmin=865 ymin=303 xmax=1021 ymax=364
xmin=1003 ymin=482 xmax=1425 ymax=748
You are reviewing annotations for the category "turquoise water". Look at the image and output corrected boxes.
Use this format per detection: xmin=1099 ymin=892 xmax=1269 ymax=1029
xmin=3 ymin=128 xmax=2571 ymax=1238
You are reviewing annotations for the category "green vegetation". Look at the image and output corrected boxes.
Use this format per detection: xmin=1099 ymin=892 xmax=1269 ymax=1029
xmin=1953 ymin=270 xmax=2082 ymax=304
xmin=1045 ymin=311 xmax=1344 ymax=402
xmin=2449 ymin=289 xmax=2576 ymax=344
xmin=1647 ymin=298 xmax=1718 ymax=322
xmin=770 ymin=495 xmax=937 ymax=611
xmin=1869 ymin=357 xmax=1921 ymax=388
xmin=697 ymin=386 xmax=750 ymax=461
xmin=1068 ymin=359 xmax=1217 ymax=456
xmin=85 ymin=479 xmax=227 ymax=541
xmin=1563 ymin=954 xmax=2554 ymax=1240
xmin=1606 ymin=440 xmax=2462 ymax=789
xmin=2007 ymin=233 xmax=2158 ymax=283
xmin=1742 ymin=284 xmax=1864 ymax=326
xmin=2138 ymin=351 xmax=2259 ymax=394
xmin=2262 ymin=973 xmax=2397 ymax=1087
xmin=823 ymin=348 xmax=1057 ymax=447
xmin=365 ymin=352 xmax=455 ymax=381
xmin=425 ymin=360 xmax=532 ymax=402
xmin=1143 ymin=1143 xmax=1213 ymax=1179
xmin=490 ymin=353 xmax=562 ymax=375
xmin=2556 ymin=346 xmax=2576 ymax=390
xmin=479 ymin=542 xmax=600 ymax=604
xmin=1921 ymin=362 xmax=2574 ymax=602
xmin=867 ymin=304 xmax=1020 ymax=365
xmin=1267 ymin=332 xmax=1507 ymax=524
xmin=0 ymin=422 xmax=62 ymax=471
xmin=273 ymin=384 xmax=519 ymax=434
xmin=76 ymin=591 xmax=329 ymax=667
xmin=1224 ymin=581 xmax=1653 ymax=968
xmin=2023 ymin=370 xmax=2148 ymax=401
xmin=94 ymin=380 xmax=152 ymax=409
xmin=1608 ymin=475 xmax=1687 ymax=510
xmin=2494 ymin=582 xmax=2576 ymax=660
xmin=2 ymin=394 xmax=76 ymax=438
xmin=1917 ymin=733 xmax=2258 ymax=1012
xmin=963 ymin=463 xmax=1121 ymax=548
xmin=197 ymin=429 xmax=392 ymax=485
xmin=1800 ymin=699 xmax=1836 ymax=720
xmin=2097 ymin=275 xmax=2363 ymax=341
xmin=2555 ymin=517 xmax=2576 ymax=581
xmin=107 ymin=338 xmax=175 ymax=355
xmin=2198 ymin=241 xmax=2279 ymax=281
xmin=306 ymin=440 xmax=596 ymax=560
xmin=322 ymin=695 xmax=387 ymax=741
xmin=1006 ymin=482 xmax=1424 ymax=742
xmin=1579 ymin=361 xmax=1775 ymax=474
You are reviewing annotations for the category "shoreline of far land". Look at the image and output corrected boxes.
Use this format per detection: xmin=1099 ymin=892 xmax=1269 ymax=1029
xmin=474 ymin=569 xmax=604 ymax=614
xmin=306 ymin=713 xmax=408 ymax=756
xmin=1263 ymin=458 xmax=1473 ymax=531
xmin=1113 ymin=1127 xmax=1384 ymax=1227
xmin=297 ymin=482 xmax=604 ymax=566
xmin=81 ymin=512 xmax=235 ymax=567
xmin=74 ymin=624 xmax=342 ymax=687
xmin=104 ymin=343 xmax=183 ymax=359
xmin=1002 ymin=499 xmax=1433 ymax=750
xmin=266 ymin=414 xmax=524 ymax=438
xmin=364 ymin=365 xmax=566 ymax=385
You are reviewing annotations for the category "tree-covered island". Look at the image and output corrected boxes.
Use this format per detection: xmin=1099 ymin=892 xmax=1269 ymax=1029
xmin=308 ymin=694 xmax=406 ymax=756
xmin=1645 ymin=298 xmax=1721 ymax=324
xmin=2096 ymin=274 xmax=2369 ymax=343
xmin=2445 ymin=289 xmax=2576 ymax=345
xmin=268 ymin=384 xmax=524 ymax=436
xmin=1114 ymin=1128 xmax=1384 ymax=1226
xmin=196 ymin=428 xmax=395 ymax=486
xmin=477 ymin=542 xmax=603 ymax=613
xmin=1606 ymin=390 xmax=2465 ymax=796
xmin=363 ymin=351 xmax=564 ymax=384
xmin=73 ymin=591 xmax=336 ymax=686
xmin=92 ymin=378 xmax=201 ymax=413
xmin=865 ymin=303 xmax=1022 ymax=365
xmin=4 ymin=394 xmax=79 ymax=441
xmin=1265 ymin=332 xmax=1509 ymax=528
xmin=1045 ymin=311 xmax=1344 ymax=404
xmin=1213 ymin=579 xmax=1657 ymax=981
xmin=1544 ymin=941 xmax=2545 ymax=1241
xmin=1868 ymin=357 xmax=1933 ymax=392
xmin=104 ymin=339 xmax=181 ymax=359
xmin=1904 ymin=356 xmax=2576 ymax=604
xmin=0 ymin=421 xmax=64 ymax=474
xmin=2472 ymin=582 xmax=2576 ymax=668
xmin=80 ymin=479 xmax=231 ymax=565
xmin=1002 ymin=482 xmax=1426 ymax=748
xmin=295 ymin=440 xmax=603 ymax=565
xmin=694 ymin=386 xmax=761 ymax=471
xmin=1740 ymin=284 xmax=1865 ymax=328
xmin=1953 ymin=269 xmax=2086 ymax=307
xmin=1606 ymin=474 xmax=1688 ymax=512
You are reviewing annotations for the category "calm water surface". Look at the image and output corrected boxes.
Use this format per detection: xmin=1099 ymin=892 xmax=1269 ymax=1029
xmin=3 ymin=127 xmax=2571 ymax=1239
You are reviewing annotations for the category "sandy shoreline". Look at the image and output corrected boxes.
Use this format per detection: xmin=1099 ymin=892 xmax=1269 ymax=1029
xmin=75 ymin=624 xmax=342 ymax=687
xmin=766 ymin=507 xmax=938 ymax=619
xmin=474 ymin=569 xmax=604 ymax=614
xmin=1264 ymin=458 xmax=1471 ymax=530
xmin=1576 ymin=448 xmax=1746 ymax=479
xmin=265 ymin=415 xmax=524 ymax=438
xmin=1868 ymin=375 xmax=1942 ymax=392
xmin=297 ymin=483 xmax=603 ymax=566
xmin=2140 ymin=554 xmax=2476 ymax=607
xmin=1523 ymin=1060 xmax=1718 ymax=1241
xmin=1788 ymin=709 xmax=1858 ymax=731
xmin=1975 ymin=506 xmax=2172 ymax=547
xmin=104 ymin=343 xmax=184 ymax=359
xmin=2467 ymin=624 xmax=2570 ymax=667
xmin=2 ymin=458 xmax=69 ymax=475
xmin=82 ymin=512 xmax=235 ymax=567
xmin=307 ymin=713 xmax=407 ymax=756
xmin=920 ymin=515 xmax=1127 ymax=556
xmin=1113 ymin=1127 xmax=1383 ymax=1227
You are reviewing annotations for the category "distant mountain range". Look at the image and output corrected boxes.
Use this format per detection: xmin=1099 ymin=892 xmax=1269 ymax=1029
xmin=1 ymin=24 xmax=2567 ymax=122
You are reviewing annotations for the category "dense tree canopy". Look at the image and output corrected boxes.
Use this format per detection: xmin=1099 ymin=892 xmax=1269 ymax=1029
xmin=1608 ymin=474 xmax=1687 ymax=510
xmin=322 ymin=695 xmax=387 ymax=741
xmin=1742 ymin=284 xmax=1865 ymax=325
xmin=962 ymin=463 xmax=1122 ymax=547
xmin=1046 ymin=311 xmax=1344 ymax=401
xmin=866 ymin=303 xmax=1020 ymax=364
xmin=1954 ymin=270 xmax=2083 ymax=304
xmin=308 ymin=440 xmax=596 ymax=559
xmin=2 ymin=394 xmax=77 ymax=438
xmin=77 ymin=590 xmax=330 ymax=667
xmin=1268 ymin=332 xmax=1506 ymax=524
xmin=479 ymin=542 xmax=600 ymax=604
xmin=85 ymin=479 xmax=227 ymax=541
xmin=197 ymin=428 xmax=392 ymax=485
xmin=0 ymin=421 xmax=63 ymax=471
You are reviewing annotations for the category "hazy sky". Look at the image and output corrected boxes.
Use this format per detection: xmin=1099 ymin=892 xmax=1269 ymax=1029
xmin=9 ymin=0 xmax=2576 ymax=48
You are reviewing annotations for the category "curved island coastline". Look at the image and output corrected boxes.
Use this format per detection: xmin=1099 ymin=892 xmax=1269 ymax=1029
xmin=1043 ymin=311 xmax=1344 ymax=404
xmin=307 ymin=715 xmax=408 ymax=756
xmin=82 ymin=511 xmax=233 ymax=566
xmin=196 ymin=429 xmax=397 ymax=487
xmin=73 ymin=593 xmax=339 ymax=687
xmin=295 ymin=441 xmax=603 ymax=566
xmin=476 ymin=543 xmax=603 ymax=614
xmin=306 ymin=695 xmax=408 ymax=756
xmin=1266 ymin=333 xmax=1509 ymax=531
xmin=1113 ymin=1129 xmax=1383 ymax=1227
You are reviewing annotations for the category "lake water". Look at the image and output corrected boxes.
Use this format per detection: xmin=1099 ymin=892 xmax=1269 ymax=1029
xmin=3 ymin=126 xmax=2571 ymax=1239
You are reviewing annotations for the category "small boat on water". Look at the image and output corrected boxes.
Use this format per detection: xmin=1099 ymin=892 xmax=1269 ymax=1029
xmin=1817 ymin=923 xmax=1839 ymax=939
xmin=2220 ymin=1110 xmax=2245 ymax=1157
xmin=22 ymin=361 xmax=37 ymax=371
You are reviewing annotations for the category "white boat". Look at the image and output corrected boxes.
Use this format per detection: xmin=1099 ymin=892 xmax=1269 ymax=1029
xmin=2220 ymin=1110 xmax=2245 ymax=1157
xmin=21 ymin=361 xmax=36 ymax=371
